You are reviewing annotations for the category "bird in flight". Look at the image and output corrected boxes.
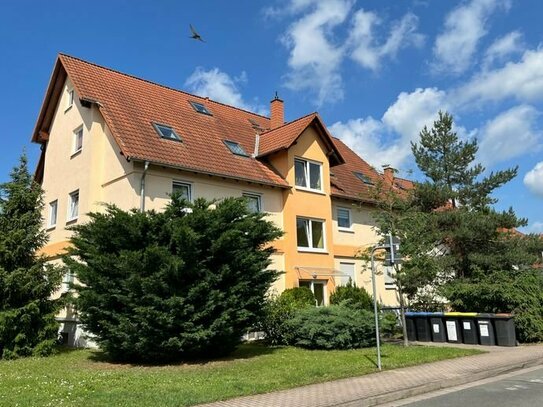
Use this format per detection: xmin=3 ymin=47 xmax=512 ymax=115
xmin=189 ymin=24 xmax=205 ymax=42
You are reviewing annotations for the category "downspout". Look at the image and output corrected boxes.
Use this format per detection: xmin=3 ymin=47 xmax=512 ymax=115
xmin=140 ymin=161 xmax=150 ymax=212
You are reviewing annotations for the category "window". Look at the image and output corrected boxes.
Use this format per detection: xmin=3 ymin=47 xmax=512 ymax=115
xmin=189 ymin=101 xmax=212 ymax=115
xmin=48 ymin=200 xmax=58 ymax=228
xmin=337 ymin=207 xmax=352 ymax=230
xmin=353 ymin=171 xmax=374 ymax=185
xmin=172 ymin=181 xmax=192 ymax=201
xmin=61 ymin=272 xmax=74 ymax=293
xmin=384 ymin=266 xmax=396 ymax=289
xmin=296 ymin=217 xmax=325 ymax=251
xmin=67 ymin=190 xmax=79 ymax=221
xmin=295 ymin=158 xmax=322 ymax=191
xmin=224 ymin=140 xmax=248 ymax=157
xmin=66 ymin=89 xmax=74 ymax=111
xmin=339 ymin=262 xmax=355 ymax=286
xmin=153 ymin=123 xmax=181 ymax=141
xmin=73 ymin=127 xmax=83 ymax=154
xmin=243 ymin=193 xmax=261 ymax=213
xmin=299 ymin=280 xmax=326 ymax=306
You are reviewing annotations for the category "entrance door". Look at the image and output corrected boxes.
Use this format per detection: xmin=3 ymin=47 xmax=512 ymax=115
xmin=299 ymin=280 xmax=327 ymax=306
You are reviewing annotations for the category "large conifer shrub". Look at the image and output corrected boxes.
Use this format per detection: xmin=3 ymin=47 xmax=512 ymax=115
xmin=66 ymin=197 xmax=282 ymax=363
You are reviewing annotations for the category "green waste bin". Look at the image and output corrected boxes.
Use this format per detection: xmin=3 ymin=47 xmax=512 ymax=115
xmin=404 ymin=313 xmax=417 ymax=341
xmin=444 ymin=313 xmax=463 ymax=343
xmin=429 ymin=313 xmax=446 ymax=342
xmin=494 ymin=314 xmax=516 ymax=347
xmin=476 ymin=314 xmax=496 ymax=346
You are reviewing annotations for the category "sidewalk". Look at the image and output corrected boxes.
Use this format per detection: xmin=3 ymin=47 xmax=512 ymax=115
xmin=197 ymin=343 xmax=543 ymax=407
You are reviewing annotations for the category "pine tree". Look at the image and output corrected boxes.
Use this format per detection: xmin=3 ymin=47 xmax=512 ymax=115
xmin=0 ymin=154 xmax=63 ymax=359
xmin=411 ymin=111 xmax=517 ymax=210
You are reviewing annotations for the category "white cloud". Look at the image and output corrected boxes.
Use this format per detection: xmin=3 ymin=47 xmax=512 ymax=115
xmin=348 ymin=10 xmax=424 ymax=71
xmin=478 ymin=105 xmax=541 ymax=166
xmin=330 ymin=87 xmax=448 ymax=169
xmin=455 ymin=49 xmax=543 ymax=106
xmin=330 ymin=117 xmax=409 ymax=168
xmin=282 ymin=0 xmax=353 ymax=105
xmin=433 ymin=0 xmax=510 ymax=75
xmin=482 ymin=31 xmax=524 ymax=69
xmin=524 ymin=161 xmax=543 ymax=197
xmin=184 ymin=67 xmax=266 ymax=115
xmin=526 ymin=221 xmax=543 ymax=233
xmin=382 ymin=87 xmax=448 ymax=142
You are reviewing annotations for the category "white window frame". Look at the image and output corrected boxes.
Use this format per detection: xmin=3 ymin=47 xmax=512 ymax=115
xmin=294 ymin=157 xmax=323 ymax=193
xmin=172 ymin=181 xmax=192 ymax=202
xmin=337 ymin=207 xmax=353 ymax=232
xmin=242 ymin=192 xmax=262 ymax=213
xmin=48 ymin=200 xmax=58 ymax=228
xmin=66 ymin=88 xmax=74 ymax=111
xmin=67 ymin=190 xmax=79 ymax=222
xmin=338 ymin=262 xmax=356 ymax=286
xmin=296 ymin=216 xmax=326 ymax=253
xmin=299 ymin=280 xmax=327 ymax=306
xmin=61 ymin=271 xmax=75 ymax=293
xmin=72 ymin=126 xmax=83 ymax=155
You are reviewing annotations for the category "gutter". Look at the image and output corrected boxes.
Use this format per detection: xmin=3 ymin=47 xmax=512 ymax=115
xmin=140 ymin=161 xmax=150 ymax=212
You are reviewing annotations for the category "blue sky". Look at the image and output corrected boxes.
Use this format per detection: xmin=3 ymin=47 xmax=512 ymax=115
xmin=1 ymin=0 xmax=542 ymax=232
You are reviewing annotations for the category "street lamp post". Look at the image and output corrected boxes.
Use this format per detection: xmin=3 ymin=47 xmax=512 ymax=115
xmin=370 ymin=232 xmax=401 ymax=371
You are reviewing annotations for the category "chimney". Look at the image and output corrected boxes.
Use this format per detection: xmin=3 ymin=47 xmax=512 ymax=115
xmin=383 ymin=165 xmax=394 ymax=185
xmin=270 ymin=92 xmax=284 ymax=129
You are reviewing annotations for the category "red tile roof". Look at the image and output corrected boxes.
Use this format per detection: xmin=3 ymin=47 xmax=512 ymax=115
xmin=32 ymin=54 xmax=411 ymax=202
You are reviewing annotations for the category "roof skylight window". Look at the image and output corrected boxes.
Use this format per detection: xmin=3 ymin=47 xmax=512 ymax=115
xmin=153 ymin=123 xmax=181 ymax=141
xmin=224 ymin=140 xmax=248 ymax=157
xmin=353 ymin=171 xmax=374 ymax=185
xmin=189 ymin=101 xmax=212 ymax=115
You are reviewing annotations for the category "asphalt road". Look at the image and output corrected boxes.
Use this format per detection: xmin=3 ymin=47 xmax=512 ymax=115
xmin=386 ymin=366 xmax=543 ymax=407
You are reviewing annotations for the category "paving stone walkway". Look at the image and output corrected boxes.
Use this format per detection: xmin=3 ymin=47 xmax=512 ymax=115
xmin=197 ymin=343 xmax=543 ymax=407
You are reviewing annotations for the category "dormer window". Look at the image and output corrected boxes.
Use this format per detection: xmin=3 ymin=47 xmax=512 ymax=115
xmin=189 ymin=101 xmax=212 ymax=116
xmin=224 ymin=140 xmax=248 ymax=157
xmin=354 ymin=171 xmax=374 ymax=185
xmin=153 ymin=123 xmax=181 ymax=142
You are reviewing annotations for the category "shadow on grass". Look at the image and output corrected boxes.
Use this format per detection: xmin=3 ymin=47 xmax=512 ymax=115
xmin=86 ymin=340 xmax=281 ymax=367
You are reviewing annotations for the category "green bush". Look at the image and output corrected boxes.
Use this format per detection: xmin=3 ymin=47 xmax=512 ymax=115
xmin=284 ymin=305 xmax=376 ymax=350
xmin=259 ymin=287 xmax=315 ymax=345
xmin=380 ymin=312 xmax=401 ymax=338
xmin=66 ymin=197 xmax=282 ymax=363
xmin=329 ymin=281 xmax=373 ymax=310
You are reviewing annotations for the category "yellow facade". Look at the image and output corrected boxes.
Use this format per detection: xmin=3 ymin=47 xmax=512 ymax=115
xmin=39 ymin=78 xmax=400 ymax=310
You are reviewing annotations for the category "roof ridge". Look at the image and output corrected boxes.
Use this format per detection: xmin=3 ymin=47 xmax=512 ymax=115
xmin=58 ymin=53 xmax=270 ymax=120
xmin=259 ymin=111 xmax=317 ymax=135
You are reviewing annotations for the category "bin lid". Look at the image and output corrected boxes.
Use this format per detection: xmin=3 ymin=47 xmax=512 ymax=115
xmin=444 ymin=312 xmax=478 ymax=317
xmin=405 ymin=312 xmax=433 ymax=316
xmin=494 ymin=313 xmax=514 ymax=319
xmin=477 ymin=313 xmax=495 ymax=318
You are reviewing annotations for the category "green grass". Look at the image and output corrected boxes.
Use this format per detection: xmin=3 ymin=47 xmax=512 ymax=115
xmin=0 ymin=343 xmax=482 ymax=407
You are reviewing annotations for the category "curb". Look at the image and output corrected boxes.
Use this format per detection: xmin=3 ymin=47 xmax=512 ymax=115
xmin=334 ymin=356 xmax=543 ymax=407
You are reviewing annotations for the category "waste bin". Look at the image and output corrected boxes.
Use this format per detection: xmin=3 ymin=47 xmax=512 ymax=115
xmin=444 ymin=313 xmax=463 ymax=343
xmin=446 ymin=312 xmax=478 ymax=344
xmin=429 ymin=313 xmax=446 ymax=342
xmin=414 ymin=312 xmax=432 ymax=342
xmin=404 ymin=313 xmax=417 ymax=341
xmin=476 ymin=314 xmax=496 ymax=346
xmin=494 ymin=314 xmax=516 ymax=347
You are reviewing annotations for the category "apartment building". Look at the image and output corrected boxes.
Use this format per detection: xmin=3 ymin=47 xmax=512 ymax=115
xmin=32 ymin=54 xmax=410 ymax=344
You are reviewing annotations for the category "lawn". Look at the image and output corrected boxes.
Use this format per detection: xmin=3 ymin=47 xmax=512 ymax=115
xmin=0 ymin=342 xmax=481 ymax=407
